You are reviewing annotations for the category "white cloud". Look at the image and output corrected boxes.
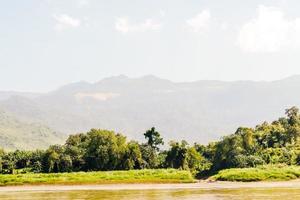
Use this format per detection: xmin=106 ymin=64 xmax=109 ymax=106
xmin=186 ymin=10 xmax=211 ymax=32
xmin=53 ymin=14 xmax=81 ymax=31
xmin=237 ymin=5 xmax=300 ymax=53
xmin=115 ymin=17 xmax=162 ymax=33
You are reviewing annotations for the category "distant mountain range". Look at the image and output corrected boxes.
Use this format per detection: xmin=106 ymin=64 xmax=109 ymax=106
xmin=1 ymin=75 xmax=300 ymax=149
xmin=0 ymin=110 xmax=63 ymax=150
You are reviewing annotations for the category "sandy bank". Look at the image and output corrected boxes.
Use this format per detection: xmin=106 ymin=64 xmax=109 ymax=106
xmin=1 ymin=180 xmax=300 ymax=192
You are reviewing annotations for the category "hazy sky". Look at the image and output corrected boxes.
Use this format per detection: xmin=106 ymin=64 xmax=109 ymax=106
xmin=1 ymin=0 xmax=300 ymax=92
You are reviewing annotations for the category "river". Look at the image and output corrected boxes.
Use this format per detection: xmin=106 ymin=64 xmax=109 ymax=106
xmin=0 ymin=188 xmax=299 ymax=200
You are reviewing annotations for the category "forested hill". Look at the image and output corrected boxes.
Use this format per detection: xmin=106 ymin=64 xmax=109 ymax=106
xmin=1 ymin=75 xmax=300 ymax=145
xmin=0 ymin=110 xmax=64 ymax=150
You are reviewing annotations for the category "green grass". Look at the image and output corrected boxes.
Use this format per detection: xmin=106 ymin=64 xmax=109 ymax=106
xmin=212 ymin=165 xmax=300 ymax=182
xmin=0 ymin=169 xmax=194 ymax=186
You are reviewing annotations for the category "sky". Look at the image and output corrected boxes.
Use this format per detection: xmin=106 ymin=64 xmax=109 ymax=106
xmin=1 ymin=0 xmax=300 ymax=92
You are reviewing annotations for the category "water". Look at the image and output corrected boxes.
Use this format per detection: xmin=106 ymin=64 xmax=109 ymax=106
xmin=0 ymin=188 xmax=299 ymax=200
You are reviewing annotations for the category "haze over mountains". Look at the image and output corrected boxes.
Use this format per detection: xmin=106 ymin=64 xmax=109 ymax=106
xmin=1 ymin=75 xmax=300 ymax=149
xmin=0 ymin=110 xmax=63 ymax=150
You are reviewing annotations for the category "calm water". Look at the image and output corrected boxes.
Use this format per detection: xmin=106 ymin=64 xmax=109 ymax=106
xmin=0 ymin=188 xmax=299 ymax=200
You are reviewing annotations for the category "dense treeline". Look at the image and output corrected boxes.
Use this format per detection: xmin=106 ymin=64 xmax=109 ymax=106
xmin=1 ymin=107 xmax=300 ymax=176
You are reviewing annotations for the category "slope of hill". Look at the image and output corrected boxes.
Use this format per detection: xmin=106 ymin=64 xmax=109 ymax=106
xmin=1 ymin=75 xmax=300 ymax=145
xmin=0 ymin=110 xmax=64 ymax=150
xmin=0 ymin=91 xmax=40 ymax=101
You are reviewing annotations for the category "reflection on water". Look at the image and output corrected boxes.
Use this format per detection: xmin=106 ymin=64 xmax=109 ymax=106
xmin=0 ymin=188 xmax=300 ymax=200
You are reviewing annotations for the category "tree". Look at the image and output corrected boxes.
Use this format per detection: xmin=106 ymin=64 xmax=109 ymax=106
xmin=59 ymin=154 xmax=73 ymax=172
xmin=84 ymin=129 xmax=127 ymax=171
xmin=0 ymin=149 xmax=4 ymax=173
xmin=165 ymin=140 xmax=188 ymax=169
xmin=144 ymin=127 xmax=164 ymax=151
xmin=43 ymin=146 xmax=61 ymax=173
xmin=121 ymin=141 xmax=143 ymax=170
xmin=14 ymin=150 xmax=31 ymax=169
xmin=32 ymin=161 xmax=42 ymax=173
xmin=30 ymin=150 xmax=45 ymax=166
xmin=212 ymin=134 xmax=243 ymax=170
xmin=2 ymin=152 xmax=16 ymax=174
xmin=286 ymin=106 xmax=300 ymax=126
xmin=65 ymin=133 xmax=88 ymax=171
xmin=235 ymin=127 xmax=254 ymax=152
xmin=165 ymin=140 xmax=203 ymax=171
xmin=140 ymin=144 xmax=159 ymax=168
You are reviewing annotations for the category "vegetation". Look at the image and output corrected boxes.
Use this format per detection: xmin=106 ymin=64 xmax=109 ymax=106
xmin=212 ymin=165 xmax=300 ymax=182
xmin=0 ymin=169 xmax=193 ymax=186
xmin=0 ymin=127 xmax=206 ymax=175
xmin=1 ymin=107 xmax=300 ymax=183
xmin=202 ymin=107 xmax=300 ymax=173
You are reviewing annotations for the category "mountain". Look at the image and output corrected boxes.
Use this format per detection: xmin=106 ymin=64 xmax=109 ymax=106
xmin=1 ymin=75 xmax=300 ymax=147
xmin=0 ymin=110 xmax=64 ymax=150
xmin=0 ymin=91 xmax=40 ymax=101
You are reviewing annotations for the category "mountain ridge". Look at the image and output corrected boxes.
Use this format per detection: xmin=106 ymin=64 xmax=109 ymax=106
xmin=1 ymin=75 xmax=300 ymax=149
xmin=3 ymin=74 xmax=300 ymax=97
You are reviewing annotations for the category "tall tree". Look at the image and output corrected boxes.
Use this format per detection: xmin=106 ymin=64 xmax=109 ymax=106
xmin=144 ymin=127 xmax=164 ymax=151
xmin=286 ymin=106 xmax=300 ymax=126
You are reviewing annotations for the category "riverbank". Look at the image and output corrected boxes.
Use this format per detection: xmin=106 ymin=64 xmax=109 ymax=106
xmin=1 ymin=180 xmax=300 ymax=192
xmin=0 ymin=169 xmax=194 ymax=186
xmin=212 ymin=165 xmax=300 ymax=182
xmin=1 ymin=166 xmax=300 ymax=188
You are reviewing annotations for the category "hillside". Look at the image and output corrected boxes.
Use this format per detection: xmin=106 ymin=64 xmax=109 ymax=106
xmin=0 ymin=110 xmax=64 ymax=150
xmin=1 ymin=75 xmax=300 ymax=145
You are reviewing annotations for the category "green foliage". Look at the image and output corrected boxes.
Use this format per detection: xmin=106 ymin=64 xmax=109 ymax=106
xmin=0 ymin=169 xmax=194 ymax=186
xmin=200 ymin=106 xmax=300 ymax=174
xmin=144 ymin=127 xmax=164 ymax=151
xmin=84 ymin=129 xmax=127 ymax=171
xmin=165 ymin=140 xmax=188 ymax=169
xmin=122 ymin=141 xmax=143 ymax=170
xmin=165 ymin=141 xmax=203 ymax=171
xmin=232 ymin=155 xmax=265 ymax=168
xmin=64 ymin=133 xmax=88 ymax=171
xmin=139 ymin=144 xmax=159 ymax=168
xmin=212 ymin=165 xmax=300 ymax=182
xmin=32 ymin=161 xmax=42 ymax=173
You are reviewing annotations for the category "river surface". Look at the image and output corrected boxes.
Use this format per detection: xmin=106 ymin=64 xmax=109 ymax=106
xmin=0 ymin=188 xmax=299 ymax=200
